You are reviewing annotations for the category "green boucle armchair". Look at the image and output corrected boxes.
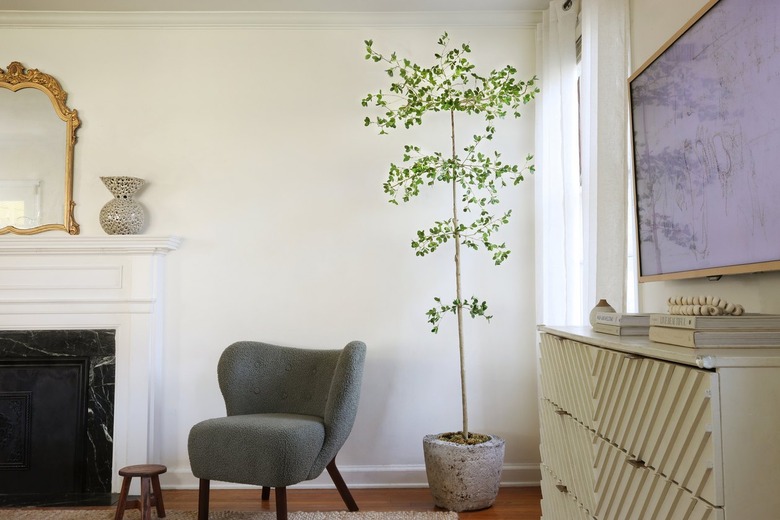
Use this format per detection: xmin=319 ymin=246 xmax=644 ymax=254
xmin=188 ymin=340 xmax=367 ymax=520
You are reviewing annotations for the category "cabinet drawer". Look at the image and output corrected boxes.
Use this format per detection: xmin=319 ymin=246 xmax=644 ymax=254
xmin=593 ymin=349 xmax=722 ymax=506
xmin=594 ymin=437 xmax=723 ymax=520
xmin=540 ymin=398 xmax=597 ymax=513
xmin=540 ymin=333 xmax=597 ymax=429
xmin=541 ymin=465 xmax=596 ymax=520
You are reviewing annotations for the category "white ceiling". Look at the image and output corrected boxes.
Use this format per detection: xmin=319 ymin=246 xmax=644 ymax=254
xmin=0 ymin=0 xmax=550 ymax=12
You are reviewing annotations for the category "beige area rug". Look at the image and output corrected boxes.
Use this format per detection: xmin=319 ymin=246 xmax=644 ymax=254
xmin=0 ymin=511 xmax=457 ymax=520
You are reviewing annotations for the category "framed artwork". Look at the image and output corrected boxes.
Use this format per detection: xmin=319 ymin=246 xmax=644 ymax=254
xmin=630 ymin=0 xmax=780 ymax=281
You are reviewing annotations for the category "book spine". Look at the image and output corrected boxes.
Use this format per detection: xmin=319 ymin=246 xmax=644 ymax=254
xmin=593 ymin=323 xmax=617 ymax=334
xmin=593 ymin=323 xmax=623 ymax=335
xmin=649 ymin=314 xmax=696 ymax=328
xmin=595 ymin=312 xmax=650 ymax=326
xmin=593 ymin=323 xmax=649 ymax=336
xmin=649 ymin=326 xmax=696 ymax=347
xmin=594 ymin=312 xmax=621 ymax=325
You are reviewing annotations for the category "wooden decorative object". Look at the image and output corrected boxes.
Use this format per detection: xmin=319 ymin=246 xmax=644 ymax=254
xmin=666 ymin=295 xmax=744 ymax=316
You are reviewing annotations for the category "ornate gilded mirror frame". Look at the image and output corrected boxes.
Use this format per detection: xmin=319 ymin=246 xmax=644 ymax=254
xmin=0 ymin=62 xmax=80 ymax=235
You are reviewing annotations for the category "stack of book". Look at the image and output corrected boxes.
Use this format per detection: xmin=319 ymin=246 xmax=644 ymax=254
xmin=592 ymin=312 xmax=651 ymax=336
xmin=648 ymin=314 xmax=780 ymax=348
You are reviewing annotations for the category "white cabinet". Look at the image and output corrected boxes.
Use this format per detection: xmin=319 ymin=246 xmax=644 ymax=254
xmin=539 ymin=326 xmax=780 ymax=520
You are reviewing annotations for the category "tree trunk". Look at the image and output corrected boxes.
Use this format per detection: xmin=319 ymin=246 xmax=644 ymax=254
xmin=450 ymin=109 xmax=468 ymax=441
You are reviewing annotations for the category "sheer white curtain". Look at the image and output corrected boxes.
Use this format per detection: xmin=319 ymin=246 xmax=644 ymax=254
xmin=580 ymin=0 xmax=631 ymax=313
xmin=534 ymin=0 xmax=583 ymax=326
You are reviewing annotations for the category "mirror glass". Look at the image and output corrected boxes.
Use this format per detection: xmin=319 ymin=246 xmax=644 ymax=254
xmin=0 ymin=62 xmax=80 ymax=235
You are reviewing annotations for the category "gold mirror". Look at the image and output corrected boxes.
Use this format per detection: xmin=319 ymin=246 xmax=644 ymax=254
xmin=0 ymin=62 xmax=80 ymax=235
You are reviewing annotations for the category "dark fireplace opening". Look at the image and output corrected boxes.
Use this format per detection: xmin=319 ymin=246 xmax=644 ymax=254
xmin=0 ymin=358 xmax=89 ymax=493
xmin=0 ymin=330 xmax=116 ymax=506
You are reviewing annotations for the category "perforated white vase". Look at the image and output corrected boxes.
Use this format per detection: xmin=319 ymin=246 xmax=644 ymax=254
xmin=99 ymin=176 xmax=146 ymax=235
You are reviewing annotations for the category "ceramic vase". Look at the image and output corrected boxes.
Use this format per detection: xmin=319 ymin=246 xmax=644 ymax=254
xmin=589 ymin=298 xmax=616 ymax=327
xmin=99 ymin=176 xmax=146 ymax=235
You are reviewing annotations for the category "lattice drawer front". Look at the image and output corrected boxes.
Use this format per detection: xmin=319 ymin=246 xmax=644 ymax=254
xmin=539 ymin=333 xmax=597 ymax=428
xmin=541 ymin=465 xmax=596 ymax=520
xmin=563 ymin=411 xmax=598 ymax=514
xmin=593 ymin=351 xmax=720 ymax=505
xmin=540 ymin=398 xmax=573 ymax=487
xmin=594 ymin=438 xmax=723 ymax=520
xmin=539 ymin=399 xmax=597 ymax=513
xmin=592 ymin=348 xmax=645 ymax=446
xmin=539 ymin=334 xmax=566 ymax=408
xmin=639 ymin=360 xmax=718 ymax=506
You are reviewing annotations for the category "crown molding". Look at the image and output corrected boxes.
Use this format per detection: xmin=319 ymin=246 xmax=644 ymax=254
xmin=0 ymin=10 xmax=543 ymax=29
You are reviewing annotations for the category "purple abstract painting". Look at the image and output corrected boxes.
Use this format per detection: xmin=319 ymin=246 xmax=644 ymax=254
xmin=631 ymin=0 xmax=780 ymax=279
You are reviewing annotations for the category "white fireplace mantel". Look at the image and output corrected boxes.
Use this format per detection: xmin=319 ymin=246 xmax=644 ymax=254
xmin=0 ymin=235 xmax=181 ymax=493
xmin=0 ymin=235 xmax=182 ymax=255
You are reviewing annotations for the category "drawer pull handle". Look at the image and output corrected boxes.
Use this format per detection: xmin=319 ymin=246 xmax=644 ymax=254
xmin=555 ymin=484 xmax=568 ymax=493
xmin=627 ymin=458 xmax=645 ymax=468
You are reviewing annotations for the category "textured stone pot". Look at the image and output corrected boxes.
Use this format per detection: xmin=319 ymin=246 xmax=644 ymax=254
xmin=422 ymin=433 xmax=505 ymax=512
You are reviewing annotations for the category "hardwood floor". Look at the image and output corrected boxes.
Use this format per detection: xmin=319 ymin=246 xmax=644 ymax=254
xmin=158 ymin=486 xmax=542 ymax=519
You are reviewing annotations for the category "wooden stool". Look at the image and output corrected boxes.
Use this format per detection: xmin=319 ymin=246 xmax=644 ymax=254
xmin=114 ymin=464 xmax=167 ymax=520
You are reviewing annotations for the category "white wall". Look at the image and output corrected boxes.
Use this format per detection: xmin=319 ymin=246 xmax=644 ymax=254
xmin=0 ymin=14 xmax=541 ymax=487
xmin=629 ymin=0 xmax=780 ymax=315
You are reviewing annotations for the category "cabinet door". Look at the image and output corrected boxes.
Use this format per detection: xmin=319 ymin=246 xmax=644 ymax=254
xmin=593 ymin=350 xmax=722 ymax=506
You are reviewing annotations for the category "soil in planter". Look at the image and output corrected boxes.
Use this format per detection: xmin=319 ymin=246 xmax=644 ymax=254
xmin=438 ymin=431 xmax=491 ymax=445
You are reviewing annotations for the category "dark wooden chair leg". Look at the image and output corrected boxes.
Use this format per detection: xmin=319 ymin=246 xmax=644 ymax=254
xmin=151 ymin=474 xmax=166 ymax=517
xmin=198 ymin=479 xmax=210 ymax=520
xmin=262 ymin=486 xmax=271 ymax=501
xmin=275 ymin=487 xmax=288 ymax=520
xmin=326 ymin=459 xmax=358 ymax=511
xmin=113 ymin=476 xmax=132 ymax=520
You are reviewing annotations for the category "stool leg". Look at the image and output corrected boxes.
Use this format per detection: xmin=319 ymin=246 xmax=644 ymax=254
xmin=262 ymin=486 xmax=271 ymax=501
xmin=114 ymin=476 xmax=132 ymax=520
xmin=151 ymin=474 xmax=166 ymax=517
xmin=140 ymin=476 xmax=152 ymax=520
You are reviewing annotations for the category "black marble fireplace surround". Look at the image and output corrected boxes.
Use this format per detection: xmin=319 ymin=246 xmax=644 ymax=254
xmin=0 ymin=330 xmax=115 ymax=506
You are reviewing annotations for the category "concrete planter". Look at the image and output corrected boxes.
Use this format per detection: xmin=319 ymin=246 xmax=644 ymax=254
xmin=422 ymin=433 xmax=505 ymax=512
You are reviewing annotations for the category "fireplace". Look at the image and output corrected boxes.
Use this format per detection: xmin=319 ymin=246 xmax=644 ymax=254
xmin=0 ymin=330 xmax=115 ymax=505
xmin=0 ymin=236 xmax=180 ymax=502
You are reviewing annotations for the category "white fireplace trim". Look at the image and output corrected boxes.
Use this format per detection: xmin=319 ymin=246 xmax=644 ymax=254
xmin=0 ymin=235 xmax=181 ymax=493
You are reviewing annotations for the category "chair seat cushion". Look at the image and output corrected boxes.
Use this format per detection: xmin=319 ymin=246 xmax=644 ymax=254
xmin=188 ymin=413 xmax=325 ymax=487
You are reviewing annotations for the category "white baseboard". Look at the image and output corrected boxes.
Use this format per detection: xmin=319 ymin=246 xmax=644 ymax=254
xmin=161 ymin=463 xmax=541 ymax=490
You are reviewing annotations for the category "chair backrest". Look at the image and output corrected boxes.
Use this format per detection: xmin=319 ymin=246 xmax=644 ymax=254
xmin=315 ymin=340 xmax=367 ymax=474
xmin=217 ymin=340 xmax=367 ymax=477
xmin=218 ymin=341 xmax=336 ymax=417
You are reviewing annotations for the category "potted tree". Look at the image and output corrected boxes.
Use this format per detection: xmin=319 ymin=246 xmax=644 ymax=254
xmin=362 ymin=34 xmax=538 ymax=511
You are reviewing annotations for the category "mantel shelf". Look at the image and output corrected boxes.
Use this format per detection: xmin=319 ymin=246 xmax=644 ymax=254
xmin=0 ymin=235 xmax=182 ymax=255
